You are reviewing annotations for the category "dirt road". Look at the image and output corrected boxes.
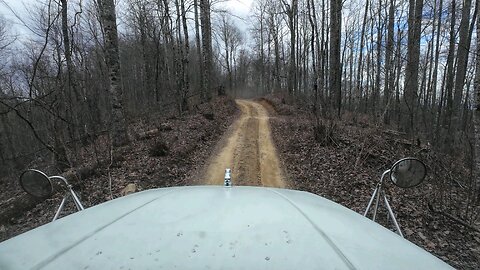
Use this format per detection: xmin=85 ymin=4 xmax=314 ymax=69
xmin=203 ymin=100 xmax=286 ymax=187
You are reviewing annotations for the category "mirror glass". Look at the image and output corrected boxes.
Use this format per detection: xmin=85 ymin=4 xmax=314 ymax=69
xmin=390 ymin=158 xmax=426 ymax=188
xmin=19 ymin=169 xmax=53 ymax=197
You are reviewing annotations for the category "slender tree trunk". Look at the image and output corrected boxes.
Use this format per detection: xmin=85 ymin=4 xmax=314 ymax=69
xmin=311 ymin=0 xmax=322 ymax=106
xmin=221 ymin=17 xmax=232 ymax=91
xmin=420 ymin=43 xmax=431 ymax=107
xmin=308 ymin=0 xmax=318 ymax=110
xmin=403 ymin=0 xmax=424 ymax=135
xmin=444 ymin=0 xmax=457 ymax=133
xmin=284 ymin=0 xmax=298 ymax=96
xmin=270 ymin=13 xmax=281 ymax=91
xmin=329 ymin=0 xmax=342 ymax=117
xmin=0 ymin=115 xmax=15 ymax=165
xmin=431 ymin=0 xmax=443 ymax=108
xmin=154 ymin=34 xmax=162 ymax=103
xmin=260 ymin=8 xmax=265 ymax=94
xmin=356 ymin=0 xmax=369 ymax=112
xmin=302 ymin=12 xmax=308 ymax=94
xmin=348 ymin=35 xmax=354 ymax=110
xmin=136 ymin=3 xmax=154 ymax=109
xmin=382 ymin=0 xmax=395 ymax=124
xmin=474 ymin=0 xmax=480 ymax=198
xmin=194 ymin=0 xmax=204 ymax=100
xmin=394 ymin=25 xmax=403 ymax=126
xmin=319 ymin=0 xmax=326 ymax=109
xmin=453 ymin=0 xmax=472 ymax=124
xmin=180 ymin=0 xmax=190 ymax=100
xmin=58 ymin=0 xmax=75 ymax=168
xmin=174 ymin=0 xmax=188 ymax=112
xmin=374 ymin=0 xmax=383 ymax=119
xmin=200 ymin=0 xmax=213 ymax=100
xmin=158 ymin=1 xmax=174 ymax=101
xmin=98 ymin=0 xmax=129 ymax=147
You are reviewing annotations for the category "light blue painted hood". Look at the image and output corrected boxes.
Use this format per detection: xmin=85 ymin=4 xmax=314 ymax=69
xmin=0 ymin=186 xmax=452 ymax=269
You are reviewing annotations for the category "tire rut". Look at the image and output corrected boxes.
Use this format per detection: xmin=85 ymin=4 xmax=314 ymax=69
xmin=202 ymin=99 xmax=285 ymax=187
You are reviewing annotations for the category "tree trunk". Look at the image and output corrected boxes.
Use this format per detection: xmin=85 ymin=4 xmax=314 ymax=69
xmin=98 ymin=0 xmax=129 ymax=147
xmin=307 ymin=0 xmax=318 ymax=108
xmin=57 ymin=0 xmax=75 ymax=168
xmin=382 ymin=0 xmax=395 ymax=124
xmin=270 ymin=12 xmax=281 ymax=91
xmin=173 ymin=0 xmax=187 ymax=112
xmin=180 ymin=0 xmax=190 ymax=109
xmin=356 ymin=0 xmax=369 ymax=112
xmin=474 ymin=1 xmax=480 ymax=199
xmin=200 ymin=0 xmax=213 ymax=100
xmin=453 ymin=0 xmax=472 ymax=124
xmin=329 ymin=0 xmax=342 ymax=117
xmin=221 ymin=16 xmax=232 ymax=91
xmin=320 ymin=0 xmax=326 ymax=111
xmin=394 ymin=25 xmax=403 ymax=126
xmin=403 ymin=0 xmax=424 ymax=135
xmin=373 ymin=0 xmax=383 ymax=119
xmin=443 ymin=0 xmax=457 ymax=134
xmin=431 ymin=0 xmax=443 ymax=108
xmin=259 ymin=6 xmax=265 ymax=94
xmin=425 ymin=4 xmax=435 ymax=109
xmin=194 ymin=0 xmax=204 ymax=100
xmin=284 ymin=0 xmax=298 ymax=96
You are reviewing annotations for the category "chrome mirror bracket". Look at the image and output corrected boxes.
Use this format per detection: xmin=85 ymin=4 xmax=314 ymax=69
xmin=19 ymin=169 xmax=85 ymax=222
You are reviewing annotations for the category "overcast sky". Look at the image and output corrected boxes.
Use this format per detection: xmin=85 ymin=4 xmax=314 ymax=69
xmin=0 ymin=0 xmax=253 ymax=39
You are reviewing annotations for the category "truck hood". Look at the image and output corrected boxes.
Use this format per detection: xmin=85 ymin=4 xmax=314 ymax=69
xmin=0 ymin=186 xmax=452 ymax=269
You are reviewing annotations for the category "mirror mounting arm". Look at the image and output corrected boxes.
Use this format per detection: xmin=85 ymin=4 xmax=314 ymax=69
xmin=379 ymin=169 xmax=391 ymax=186
xmin=20 ymin=169 xmax=85 ymax=221
xmin=48 ymin=175 xmax=84 ymax=212
xmin=364 ymin=157 xmax=426 ymax=237
xmin=49 ymin=176 xmax=70 ymax=187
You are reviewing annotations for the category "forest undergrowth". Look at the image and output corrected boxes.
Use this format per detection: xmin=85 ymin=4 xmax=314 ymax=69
xmin=0 ymin=96 xmax=238 ymax=242
xmin=263 ymin=94 xmax=480 ymax=269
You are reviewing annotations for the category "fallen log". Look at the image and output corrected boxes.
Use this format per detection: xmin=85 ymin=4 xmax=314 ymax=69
xmin=136 ymin=129 xmax=160 ymax=140
xmin=135 ymin=123 xmax=173 ymax=140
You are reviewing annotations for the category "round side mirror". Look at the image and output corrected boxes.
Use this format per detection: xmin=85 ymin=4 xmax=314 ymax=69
xmin=19 ymin=169 xmax=53 ymax=198
xmin=389 ymin=158 xmax=427 ymax=188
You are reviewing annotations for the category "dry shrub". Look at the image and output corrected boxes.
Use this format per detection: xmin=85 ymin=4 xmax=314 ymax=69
xmin=149 ymin=140 xmax=169 ymax=157
xmin=313 ymin=119 xmax=337 ymax=146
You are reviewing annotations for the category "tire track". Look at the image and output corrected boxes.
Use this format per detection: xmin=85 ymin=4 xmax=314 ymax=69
xmin=203 ymin=99 xmax=285 ymax=187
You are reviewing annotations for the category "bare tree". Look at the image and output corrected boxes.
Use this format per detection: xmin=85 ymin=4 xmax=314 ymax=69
xmin=200 ymin=0 xmax=213 ymax=100
xmin=194 ymin=0 xmax=204 ymax=99
xmin=281 ymin=0 xmax=298 ymax=96
xmin=356 ymin=0 xmax=369 ymax=112
xmin=97 ymin=0 xmax=129 ymax=147
xmin=267 ymin=2 xmax=282 ymax=92
xmin=474 ymin=0 xmax=480 ymax=199
xmin=179 ymin=0 xmax=190 ymax=109
xmin=403 ymin=0 xmax=424 ymax=135
xmin=329 ymin=0 xmax=342 ymax=116
xmin=382 ymin=0 xmax=395 ymax=124
xmin=453 ymin=0 xmax=473 ymax=124
xmin=218 ymin=14 xmax=242 ymax=92
xmin=441 ymin=0 xmax=457 ymax=143
xmin=430 ymin=0 xmax=443 ymax=108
